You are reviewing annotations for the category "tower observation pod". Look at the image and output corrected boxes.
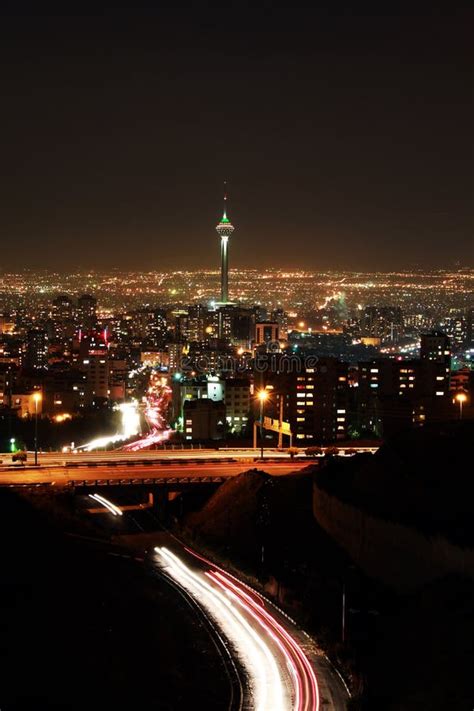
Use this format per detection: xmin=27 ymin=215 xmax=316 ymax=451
xmin=215 ymin=183 xmax=235 ymax=304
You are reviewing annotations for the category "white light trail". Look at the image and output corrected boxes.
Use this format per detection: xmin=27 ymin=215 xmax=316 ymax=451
xmin=155 ymin=546 xmax=287 ymax=711
xmin=77 ymin=400 xmax=141 ymax=452
xmin=89 ymin=493 xmax=123 ymax=516
xmin=182 ymin=546 xmax=321 ymax=711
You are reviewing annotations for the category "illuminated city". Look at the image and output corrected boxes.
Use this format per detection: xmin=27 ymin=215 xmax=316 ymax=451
xmin=0 ymin=6 xmax=472 ymax=711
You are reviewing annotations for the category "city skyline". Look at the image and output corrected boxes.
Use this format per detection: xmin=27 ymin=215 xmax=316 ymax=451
xmin=0 ymin=9 xmax=473 ymax=711
xmin=0 ymin=6 xmax=472 ymax=271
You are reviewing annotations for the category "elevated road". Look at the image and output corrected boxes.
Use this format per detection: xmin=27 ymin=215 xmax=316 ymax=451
xmin=0 ymin=445 xmax=378 ymax=468
xmin=0 ymin=460 xmax=309 ymax=487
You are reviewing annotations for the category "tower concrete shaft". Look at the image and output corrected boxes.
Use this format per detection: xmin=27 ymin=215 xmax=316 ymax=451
xmin=220 ymin=235 xmax=229 ymax=303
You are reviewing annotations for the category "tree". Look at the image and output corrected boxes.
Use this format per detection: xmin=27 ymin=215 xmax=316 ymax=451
xmin=305 ymin=446 xmax=323 ymax=457
xmin=287 ymin=446 xmax=299 ymax=460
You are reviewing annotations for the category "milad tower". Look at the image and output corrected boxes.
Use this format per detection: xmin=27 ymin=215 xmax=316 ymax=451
xmin=215 ymin=184 xmax=235 ymax=304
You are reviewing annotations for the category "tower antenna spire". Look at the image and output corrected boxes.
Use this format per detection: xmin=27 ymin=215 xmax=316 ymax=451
xmin=223 ymin=180 xmax=227 ymax=219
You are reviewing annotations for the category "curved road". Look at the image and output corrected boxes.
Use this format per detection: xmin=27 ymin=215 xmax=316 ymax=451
xmin=152 ymin=535 xmax=349 ymax=711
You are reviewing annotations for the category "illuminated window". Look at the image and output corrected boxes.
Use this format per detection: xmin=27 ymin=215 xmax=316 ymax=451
xmin=436 ymin=391 xmax=444 ymax=396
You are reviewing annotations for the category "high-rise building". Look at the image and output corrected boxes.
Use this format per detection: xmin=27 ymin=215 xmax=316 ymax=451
xmin=362 ymin=306 xmax=403 ymax=343
xmin=77 ymin=294 xmax=97 ymax=330
xmin=215 ymin=186 xmax=235 ymax=304
xmin=187 ymin=305 xmax=208 ymax=342
xmin=82 ymin=354 xmax=109 ymax=404
xmin=271 ymin=309 xmax=289 ymax=339
xmin=420 ymin=331 xmax=451 ymax=366
xmin=183 ymin=399 xmax=226 ymax=441
xmin=225 ymin=378 xmax=251 ymax=432
xmin=466 ymin=307 xmax=474 ymax=348
xmin=440 ymin=316 xmax=467 ymax=350
xmin=216 ymin=305 xmax=254 ymax=347
xmin=258 ymin=354 xmax=349 ymax=444
xmin=0 ymin=364 xmax=13 ymax=406
xmin=357 ymin=336 xmax=453 ymax=436
xmin=255 ymin=322 xmax=279 ymax=347
xmin=0 ymin=313 xmax=16 ymax=334
xmin=148 ymin=309 xmax=168 ymax=348
xmin=24 ymin=329 xmax=49 ymax=370
xmin=52 ymin=294 xmax=74 ymax=322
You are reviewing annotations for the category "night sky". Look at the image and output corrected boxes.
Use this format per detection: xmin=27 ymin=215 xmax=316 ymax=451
xmin=0 ymin=6 xmax=472 ymax=271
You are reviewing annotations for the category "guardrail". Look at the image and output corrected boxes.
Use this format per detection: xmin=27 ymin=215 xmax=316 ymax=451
xmin=68 ymin=475 xmax=227 ymax=488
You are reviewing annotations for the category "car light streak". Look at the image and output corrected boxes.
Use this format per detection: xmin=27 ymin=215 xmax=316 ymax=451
xmin=89 ymin=493 xmax=123 ymax=516
xmin=207 ymin=570 xmax=302 ymax=711
xmin=76 ymin=401 xmax=141 ymax=452
xmin=155 ymin=546 xmax=286 ymax=711
xmin=209 ymin=570 xmax=319 ymax=711
xmin=181 ymin=545 xmax=320 ymax=711
xmin=122 ymin=373 xmax=173 ymax=451
xmin=183 ymin=545 xmax=276 ymax=615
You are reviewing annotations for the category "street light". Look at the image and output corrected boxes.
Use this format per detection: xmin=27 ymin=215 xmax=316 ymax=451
xmin=454 ymin=392 xmax=467 ymax=420
xmin=257 ymin=389 xmax=269 ymax=460
xmin=33 ymin=392 xmax=42 ymax=466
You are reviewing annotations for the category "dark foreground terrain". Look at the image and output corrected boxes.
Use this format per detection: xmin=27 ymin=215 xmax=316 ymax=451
xmin=0 ymin=489 xmax=228 ymax=710
xmin=186 ymin=465 xmax=474 ymax=710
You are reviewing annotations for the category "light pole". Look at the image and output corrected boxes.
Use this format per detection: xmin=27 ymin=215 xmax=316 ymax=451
xmin=454 ymin=392 xmax=467 ymax=420
xmin=33 ymin=392 xmax=42 ymax=466
xmin=257 ymin=390 xmax=269 ymax=460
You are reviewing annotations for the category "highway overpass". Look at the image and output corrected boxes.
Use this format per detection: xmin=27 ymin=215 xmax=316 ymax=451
xmin=0 ymin=459 xmax=311 ymax=488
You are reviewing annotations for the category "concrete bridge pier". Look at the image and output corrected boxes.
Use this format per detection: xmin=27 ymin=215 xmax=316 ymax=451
xmin=151 ymin=488 xmax=170 ymax=523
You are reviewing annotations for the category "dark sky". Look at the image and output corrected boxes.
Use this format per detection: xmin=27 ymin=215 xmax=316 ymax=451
xmin=0 ymin=5 xmax=472 ymax=271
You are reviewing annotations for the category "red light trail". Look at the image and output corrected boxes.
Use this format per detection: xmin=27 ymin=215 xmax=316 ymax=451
xmin=122 ymin=372 xmax=173 ymax=451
